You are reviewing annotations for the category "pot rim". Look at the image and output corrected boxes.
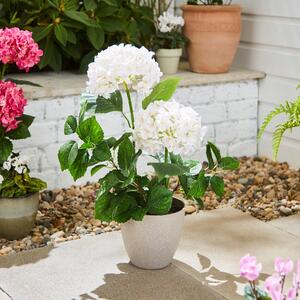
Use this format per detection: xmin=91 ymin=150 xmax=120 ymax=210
xmin=181 ymin=4 xmax=241 ymax=12
xmin=0 ymin=192 xmax=39 ymax=200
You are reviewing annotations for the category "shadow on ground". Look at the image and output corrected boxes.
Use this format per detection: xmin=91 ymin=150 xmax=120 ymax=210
xmin=0 ymin=244 xmax=53 ymax=268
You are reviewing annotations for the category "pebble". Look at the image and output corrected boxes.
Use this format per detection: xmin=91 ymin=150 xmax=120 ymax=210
xmin=0 ymin=246 xmax=12 ymax=255
xmin=185 ymin=205 xmax=196 ymax=214
xmin=279 ymin=206 xmax=292 ymax=216
xmin=50 ymin=231 xmax=65 ymax=240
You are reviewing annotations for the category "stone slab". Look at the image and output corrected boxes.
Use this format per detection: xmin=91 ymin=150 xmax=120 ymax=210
xmin=1 ymin=207 xmax=298 ymax=300
xmin=8 ymin=62 xmax=265 ymax=100
xmin=268 ymin=213 xmax=300 ymax=238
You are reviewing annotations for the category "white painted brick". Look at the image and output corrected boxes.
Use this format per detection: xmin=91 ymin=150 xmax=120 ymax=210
xmin=25 ymin=100 xmax=45 ymax=121
xmin=13 ymin=147 xmax=40 ymax=171
xmin=189 ymin=85 xmax=214 ymax=105
xmin=214 ymin=80 xmax=258 ymax=102
xmin=173 ymin=87 xmax=191 ymax=105
xmin=57 ymin=120 xmax=76 ymax=143
xmin=227 ymin=99 xmax=257 ymax=120
xmin=96 ymin=112 xmax=125 ymax=137
xmin=195 ymin=103 xmax=226 ymax=124
xmin=215 ymin=122 xmax=239 ymax=143
xmin=45 ymin=96 xmax=77 ymax=120
xmin=238 ymin=119 xmax=257 ymax=140
xmin=228 ymin=140 xmax=257 ymax=157
xmin=40 ymin=143 xmax=61 ymax=170
xmin=203 ymin=125 xmax=215 ymax=142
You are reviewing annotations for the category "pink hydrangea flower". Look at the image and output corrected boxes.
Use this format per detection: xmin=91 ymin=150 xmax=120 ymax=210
xmin=264 ymin=275 xmax=283 ymax=300
xmin=275 ymin=258 xmax=294 ymax=276
xmin=0 ymin=27 xmax=43 ymax=72
xmin=0 ymin=80 xmax=27 ymax=131
xmin=240 ymin=254 xmax=262 ymax=281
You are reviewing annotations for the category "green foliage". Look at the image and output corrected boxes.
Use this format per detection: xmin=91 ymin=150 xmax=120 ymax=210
xmin=258 ymin=92 xmax=300 ymax=160
xmin=0 ymin=0 xmax=157 ymax=72
xmin=244 ymin=285 xmax=271 ymax=300
xmin=151 ymin=31 xmax=188 ymax=51
xmin=58 ymin=80 xmax=239 ymax=223
xmin=187 ymin=0 xmax=232 ymax=5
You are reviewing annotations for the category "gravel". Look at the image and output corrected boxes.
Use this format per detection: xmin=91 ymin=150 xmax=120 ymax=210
xmin=1 ymin=156 xmax=299 ymax=256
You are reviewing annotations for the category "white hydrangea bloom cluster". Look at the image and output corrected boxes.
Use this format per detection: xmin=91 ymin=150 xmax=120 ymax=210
xmin=2 ymin=155 xmax=29 ymax=174
xmin=86 ymin=44 xmax=162 ymax=97
xmin=158 ymin=12 xmax=185 ymax=33
xmin=133 ymin=100 xmax=206 ymax=156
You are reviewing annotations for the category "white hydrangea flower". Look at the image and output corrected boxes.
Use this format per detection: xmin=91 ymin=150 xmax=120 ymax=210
xmin=158 ymin=12 xmax=185 ymax=33
xmin=133 ymin=100 xmax=206 ymax=156
xmin=86 ymin=44 xmax=162 ymax=98
xmin=2 ymin=155 xmax=29 ymax=174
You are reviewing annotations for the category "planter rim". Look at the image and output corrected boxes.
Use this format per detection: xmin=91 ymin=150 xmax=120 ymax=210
xmin=181 ymin=4 xmax=241 ymax=12
xmin=144 ymin=198 xmax=185 ymax=219
xmin=0 ymin=192 xmax=38 ymax=200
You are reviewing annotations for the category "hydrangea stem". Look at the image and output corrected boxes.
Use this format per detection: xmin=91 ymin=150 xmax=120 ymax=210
xmin=0 ymin=64 xmax=7 ymax=81
xmin=123 ymin=82 xmax=135 ymax=129
xmin=165 ymin=147 xmax=169 ymax=188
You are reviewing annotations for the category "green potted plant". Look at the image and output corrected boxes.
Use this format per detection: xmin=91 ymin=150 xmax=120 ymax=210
xmin=152 ymin=12 xmax=187 ymax=74
xmin=58 ymin=44 xmax=239 ymax=269
xmin=0 ymin=27 xmax=47 ymax=240
xmin=181 ymin=0 xmax=242 ymax=74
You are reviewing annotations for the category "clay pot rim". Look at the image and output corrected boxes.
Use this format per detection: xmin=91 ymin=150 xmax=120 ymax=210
xmin=181 ymin=4 xmax=241 ymax=12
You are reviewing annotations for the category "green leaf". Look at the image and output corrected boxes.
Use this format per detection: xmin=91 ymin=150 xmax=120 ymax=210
xmin=147 ymin=185 xmax=173 ymax=215
xmin=99 ymin=170 xmax=126 ymax=191
xmin=79 ymin=50 xmax=98 ymax=73
xmin=208 ymin=142 xmax=221 ymax=163
xmin=64 ymin=115 xmax=77 ymax=135
xmin=95 ymin=191 xmax=112 ymax=222
xmin=113 ymin=133 xmax=132 ymax=149
xmin=92 ymin=142 xmax=111 ymax=162
xmin=142 ymin=77 xmax=181 ymax=109
xmin=76 ymin=116 xmax=104 ymax=144
xmin=91 ymin=164 xmax=106 ymax=176
xmin=64 ymin=10 xmax=98 ymax=27
xmin=54 ymin=24 xmax=68 ymax=46
xmin=210 ymin=175 xmax=224 ymax=197
xmin=7 ymin=122 xmax=31 ymax=140
xmin=219 ymin=157 xmax=239 ymax=170
xmin=95 ymin=91 xmax=123 ymax=113
xmin=68 ymin=142 xmax=78 ymax=166
xmin=99 ymin=17 xmax=125 ymax=32
xmin=118 ymin=136 xmax=134 ymax=172
xmin=5 ymin=78 xmax=42 ymax=87
xmin=33 ymin=24 xmax=53 ymax=42
xmin=206 ymin=143 xmax=214 ymax=169
xmin=188 ymin=170 xmax=209 ymax=199
xmin=69 ymin=149 xmax=89 ymax=180
xmin=148 ymin=163 xmax=189 ymax=179
xmin=87 ymin=26 xmax=104 ymax=50
xmin=111 ymin=193 xmax=137 ymax=223
xmin=0 ymin=138 xmax=12 ymax=164
xmin=58 ymin=140 xmax=76 ymax=171
xmin=84 ymin=0 xmax=97 ymax=10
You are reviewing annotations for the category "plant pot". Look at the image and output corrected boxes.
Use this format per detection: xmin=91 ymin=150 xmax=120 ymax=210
xmin=181 ymin=4 xmax=242 ymax=74
xmin=0 ymin=193 xmax=39 ymax=240
xmin=121 ymin=198 xmax=185 ymax=270
xmin=156 ymin=48 xmax=183 ymax=75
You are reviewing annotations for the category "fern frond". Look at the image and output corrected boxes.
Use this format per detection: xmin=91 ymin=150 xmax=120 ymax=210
xmin=258 ymin=105 xmax=287 ymax=140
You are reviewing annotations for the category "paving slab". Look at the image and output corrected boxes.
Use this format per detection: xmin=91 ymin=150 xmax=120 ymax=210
xmin=268 ymin=213 xmax=300 ymax=238
xmin=0 ymin=207 xmax=299 ymax=300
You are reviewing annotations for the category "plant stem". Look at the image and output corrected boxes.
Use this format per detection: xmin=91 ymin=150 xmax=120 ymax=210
xmin=121 ymin=112 xmax=132 ymax=129
xmin=164 ymin=147 xmax=169 ymax=188
xmin=123 ymin=81 xmax=135 ymax=129
xmin=249 ymin=281 xmax=259 ymax=300
xmin=0 ymin=64 xmax=7 ymax=81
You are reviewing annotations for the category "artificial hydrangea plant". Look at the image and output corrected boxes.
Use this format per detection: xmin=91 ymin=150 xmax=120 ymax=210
xmin=58 ymin=44 xmax=239 ymax=223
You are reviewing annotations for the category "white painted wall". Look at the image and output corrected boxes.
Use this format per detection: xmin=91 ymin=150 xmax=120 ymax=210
xmin=175 ymin=0 xmax=300 ymax=167
xmin=233 ymin=0 xmax=300 ymax=167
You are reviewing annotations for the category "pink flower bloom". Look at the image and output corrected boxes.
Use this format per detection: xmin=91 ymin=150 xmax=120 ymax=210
xmin=240 ymin=254 xmax=262 ymax=281
xmin=0 ymin=81 xmax=27 ymax=131
xmin=286 ymin=287 xmax=297 ymax=300
xmin=0 ymin=27 xmax=43 ymax=72
xmin=264 ymin=275 xmax=283 ymax=300
xmin=275 ymin=258 xmax=294 ymax=276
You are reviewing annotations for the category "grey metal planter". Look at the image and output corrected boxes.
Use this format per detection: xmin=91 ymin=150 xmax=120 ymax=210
xmin=0 ymin=193 xmax=39 ymax=240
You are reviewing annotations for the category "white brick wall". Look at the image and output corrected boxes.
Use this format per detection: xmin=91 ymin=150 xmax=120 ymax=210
xmin=21 ymin=79 xmax=258 ymax=188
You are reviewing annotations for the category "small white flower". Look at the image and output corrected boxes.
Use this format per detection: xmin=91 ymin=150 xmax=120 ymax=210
xmin=86 ymin=44 xmax=162 ymax=98
xmin=158 ymin=12 xmax=184 ymax=33
xmin=3 ymin=160 xmax=11 ymax=171
xmin=133 ymin=100 xmax=206 ymax=156
xmin=0 ymin=174 xmax=3 ymax=184
xmin=2 ymin=154 xmax=29 ymax=174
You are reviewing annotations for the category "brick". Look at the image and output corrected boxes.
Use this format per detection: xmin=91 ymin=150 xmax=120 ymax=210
xmin=215 ymin=122 xmax=239 ymax=143
xmin=195 ymin=103 xmax=226 ymax=124
xmin=25 ymin=100 xmax=45 ymax=121
xmin=227 ymin=99 xmax=257 ymax=120
xmin=45 ymin=96 xmax=77 ymax=120
xmin=228 ymin=140 xmax=257 ymax=157
xmin=237 ymin=119 xmax=257 ymax=140
xmin=95 ymin=112 xmax=125 ymax=137
xmin=189 ymin=85 xmax=214 ymax=105
xmin=40 ymin=143 xmax=61 ymax=171
xmin=13 ymin=147 xmax=40 ymax=171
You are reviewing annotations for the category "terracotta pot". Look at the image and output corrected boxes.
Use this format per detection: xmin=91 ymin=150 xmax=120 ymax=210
xmin=0 ymin=193 xmax=39 ymax=240
xmin=121 ymin=198 xmax=185 ymax=270
xmin=181 ymin=4 xmax=242 ymax=74
xmin=156 ymin=48 xmax=182 ymax=74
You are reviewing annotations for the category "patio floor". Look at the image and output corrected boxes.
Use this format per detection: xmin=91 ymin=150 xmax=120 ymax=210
xmin=0 ymin=207 xmax=299 ymax=300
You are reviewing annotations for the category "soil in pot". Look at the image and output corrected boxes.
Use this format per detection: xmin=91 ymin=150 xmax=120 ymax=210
xmin=121 ymin=198 xmax=185 ymax=270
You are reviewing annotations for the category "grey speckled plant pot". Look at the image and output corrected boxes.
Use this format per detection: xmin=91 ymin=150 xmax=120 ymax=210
xmin=121 ymin=198 xmax=185 ymax=270
xmin=0 ymin=193 xmax=39 ymax=240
